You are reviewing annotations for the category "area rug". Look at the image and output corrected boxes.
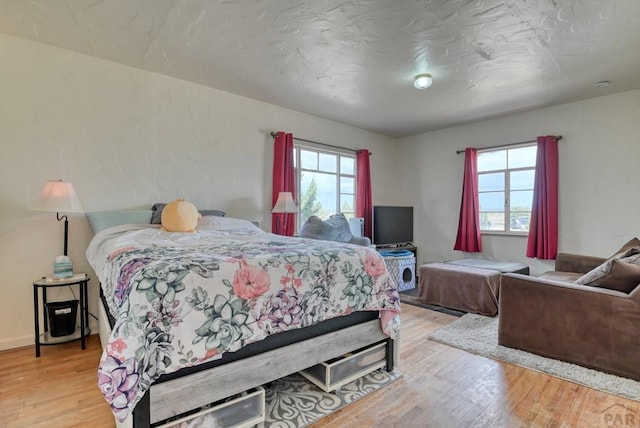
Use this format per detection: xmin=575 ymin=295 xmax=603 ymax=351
xmin=264 ymin=369 xmax=402 ymax=427
xmin=429 ymin=313 xmax=640 ymax=402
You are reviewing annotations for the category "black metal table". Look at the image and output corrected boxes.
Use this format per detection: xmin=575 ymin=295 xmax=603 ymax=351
xmin=33 ymin=274 xmax=90 ymax=357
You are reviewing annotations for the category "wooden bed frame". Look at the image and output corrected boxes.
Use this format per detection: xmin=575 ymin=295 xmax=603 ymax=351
xmin=99 ymin=298 xmax=398 ymax=428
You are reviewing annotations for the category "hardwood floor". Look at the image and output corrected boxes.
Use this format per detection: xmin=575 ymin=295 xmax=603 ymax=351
xmin=1 ymin=304 xmax=638 ymax=427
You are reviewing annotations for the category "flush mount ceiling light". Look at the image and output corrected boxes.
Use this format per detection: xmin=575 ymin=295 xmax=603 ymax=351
xmin=413 ymin=73 xmax=433 ymax=90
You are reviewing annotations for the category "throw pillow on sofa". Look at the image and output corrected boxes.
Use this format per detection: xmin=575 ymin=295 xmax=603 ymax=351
xmin=609 ymin=237 xmax=640 ymax=258
xmin=575 ymin=251 xmax=640 ymax=293
xmin=574 ymin=237 xmax=640 ymax=285
xmin=596 ymin=258 xmax=640 ymax=293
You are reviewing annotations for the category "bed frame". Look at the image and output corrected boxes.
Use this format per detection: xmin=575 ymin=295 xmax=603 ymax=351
xmin=99 ymin=297 xmax=397 ymax=427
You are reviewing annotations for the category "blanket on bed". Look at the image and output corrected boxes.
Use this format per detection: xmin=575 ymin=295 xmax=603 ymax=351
xmin=86 ymin=217 xmax=400 ymax=421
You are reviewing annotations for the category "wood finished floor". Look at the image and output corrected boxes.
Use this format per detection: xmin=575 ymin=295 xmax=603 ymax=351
xmin=1 ymin=303 xmax=638 ymax=428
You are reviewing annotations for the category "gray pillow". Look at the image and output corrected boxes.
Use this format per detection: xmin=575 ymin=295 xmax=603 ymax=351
xmin=325 ymin=214 xmax=354 ymax=242
xmin=150 ymin=203 xmax=166 ymax=224
xmin=299 ymin=214 xmax=353 ymax=243
xmin=151 ymin=202 xmax=225 ymax=224
xmin=200 ymin=209 xmax=227 ymax=218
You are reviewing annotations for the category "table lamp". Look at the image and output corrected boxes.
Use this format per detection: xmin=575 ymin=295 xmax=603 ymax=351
xmin=36 ymin=180 xmax=83 ymax=257
xmin=271 ymin=191 xmax=297 ymax=235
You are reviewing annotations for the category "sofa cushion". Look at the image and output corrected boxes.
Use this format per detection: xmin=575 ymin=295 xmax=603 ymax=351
xmin=575 ymin=252 xmax=640 ymax=293
xmin=573 ymin=238 xmax=640 ymax=290
xmin=595 ymin=259 xmax=640 ymax=293
xmin=539 ymin=271 xmax=583 ymax=282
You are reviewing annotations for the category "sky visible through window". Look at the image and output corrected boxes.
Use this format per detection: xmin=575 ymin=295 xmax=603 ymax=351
xmin=478 ymin=145 xmax=537 ymax=233
xmin=297 ymin=148 xmax=355 ymax=219
xmin=301 ymin=172 xmax=340 ymax=212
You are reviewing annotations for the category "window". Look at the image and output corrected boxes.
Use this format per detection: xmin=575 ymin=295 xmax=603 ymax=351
xmin=478 ymin=145 xmax=537 ymax=234
xmin=294 ymin=146 xmax=356 ymax=229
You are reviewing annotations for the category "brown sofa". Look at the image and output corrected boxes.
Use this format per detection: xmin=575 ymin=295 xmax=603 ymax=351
xmin=499 ymin=253 xmax=640 ymax=381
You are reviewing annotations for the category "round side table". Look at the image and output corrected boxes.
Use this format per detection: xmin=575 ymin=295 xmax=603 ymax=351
xmin=33 ymin=274 xmax=90 ymax=357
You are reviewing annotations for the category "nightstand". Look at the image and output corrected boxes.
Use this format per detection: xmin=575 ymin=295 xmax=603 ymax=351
xmin=33 ymin=274 xmax=90 ymax=357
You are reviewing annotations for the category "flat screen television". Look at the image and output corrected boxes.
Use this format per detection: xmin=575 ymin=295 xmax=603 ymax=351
xmin=373 ymin=206 xmax=414 ymax=246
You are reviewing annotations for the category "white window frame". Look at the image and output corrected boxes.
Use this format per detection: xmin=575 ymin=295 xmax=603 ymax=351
xmin=478 ymin=144 xmax=536 ymax=236
xmin=293 ymin=144 xmax=356 ymax=230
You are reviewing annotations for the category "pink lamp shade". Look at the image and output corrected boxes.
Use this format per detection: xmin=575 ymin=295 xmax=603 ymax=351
xmin=36 ymin=180 xmax=83 ymax=213
xmin=36 ymin=180 xmax=83 ymax=257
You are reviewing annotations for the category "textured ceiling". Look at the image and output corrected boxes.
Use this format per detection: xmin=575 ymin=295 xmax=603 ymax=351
xmin=1 ymin=0 xmax=639 ymax=137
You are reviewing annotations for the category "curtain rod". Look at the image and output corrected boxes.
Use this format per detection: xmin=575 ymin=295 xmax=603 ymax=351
xmin=455 ymin=135 xmax=563 ymax=154
xmin=270 ymin=132 xmax=371 ymax=155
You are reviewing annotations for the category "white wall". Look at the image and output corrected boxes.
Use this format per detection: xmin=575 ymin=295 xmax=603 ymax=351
xmin=4 ymin=31 xmax=637 ymax=351
xmin=398 ymin=89 xmax=640 ymax=275
xmin=0 ymin=34 xmax=399 ymax=350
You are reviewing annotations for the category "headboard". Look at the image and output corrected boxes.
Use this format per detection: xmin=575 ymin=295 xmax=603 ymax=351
xmin=85 ymin=210 xmax=153 ymax=234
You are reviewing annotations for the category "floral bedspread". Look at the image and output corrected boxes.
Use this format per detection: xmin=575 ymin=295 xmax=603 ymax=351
xmin=86 ymin=218 xmax=400 ymax=421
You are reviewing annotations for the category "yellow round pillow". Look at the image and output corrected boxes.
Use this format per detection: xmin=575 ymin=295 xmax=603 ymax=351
xmin=161 ymin=199 xmax=201 ymax=232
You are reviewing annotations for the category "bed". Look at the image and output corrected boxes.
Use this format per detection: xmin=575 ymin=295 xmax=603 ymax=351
xmin=86 ymin=214 xmax=401 ymax=427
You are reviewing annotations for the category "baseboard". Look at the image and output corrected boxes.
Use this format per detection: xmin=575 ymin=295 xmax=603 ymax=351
xmin=0 ymin=334 xmax=33 ymax=351
xmin=0 ymin=319 xmax=99 ymax=351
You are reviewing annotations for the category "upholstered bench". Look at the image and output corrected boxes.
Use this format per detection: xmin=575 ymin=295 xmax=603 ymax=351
xmin=417 ymin=259 xmax=529 ymax=316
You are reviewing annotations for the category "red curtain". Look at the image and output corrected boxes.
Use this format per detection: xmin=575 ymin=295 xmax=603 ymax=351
xmin=526 ymin=136 xmax=559 ymax=259
xmin=272 ymin=132 xmax=296 ymax=236
xmin=355 ymin=150 xmax=373 ymax=239
xmin=454 ymin=148 xmax=482 ymax=252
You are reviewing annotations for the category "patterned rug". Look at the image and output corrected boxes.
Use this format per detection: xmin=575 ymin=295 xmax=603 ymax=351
xmin=264 ymin=369 xmax=402 ymax=427
xmin=429 ymin=313 xmax=640 ymax=402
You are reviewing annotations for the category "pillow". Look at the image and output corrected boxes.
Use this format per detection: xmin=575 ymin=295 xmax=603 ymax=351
xmin=575 ymin=238 xmax=640 ymax=286
xmin=150 ymin=202 xmax=166 ymax=224
xmin=198 ymin=216 xmax=262 ymax=232
xmin=86 ymin=210 xmax=153 ymax=234
xmin=151 ymin=202 xmax=225 ymax=224
xmin=299 ymin=216 xmax=336 ymax=241
xmin=200 ymin=209 xmax=226 ymax=218
xmin=609 ymin=237 xmax=640 ymax=258
xmin=299 ymin=214 xmax=353 ymax=243
xmin=576 ymin=253 xmax=640 ymax=293
xmin=160 ymin=199 xmax=200 ymax=232
xmin=325 ymin=214 xmax=354 ymax=242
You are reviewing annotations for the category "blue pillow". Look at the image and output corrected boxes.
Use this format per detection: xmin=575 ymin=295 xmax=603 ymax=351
xmin=86 ymin=210 xmax=153 ymax=234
